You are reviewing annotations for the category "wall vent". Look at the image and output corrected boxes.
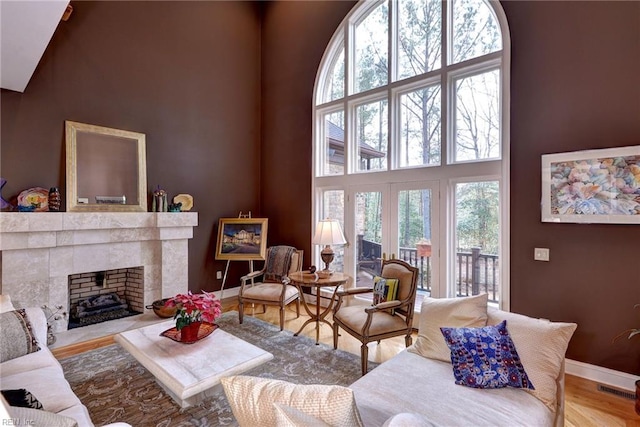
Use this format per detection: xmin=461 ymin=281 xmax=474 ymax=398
xmin=596 ymin=384 xmax=636 ymax=400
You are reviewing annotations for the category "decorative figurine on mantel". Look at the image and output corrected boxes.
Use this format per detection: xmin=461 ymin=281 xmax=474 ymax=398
xmin=48 ymin=187 xmax=61 ymax=212
xmin=0 ymin=178 xmax=11 ymax=211
xmin=152 ymin=186 xmax=168 ymax=212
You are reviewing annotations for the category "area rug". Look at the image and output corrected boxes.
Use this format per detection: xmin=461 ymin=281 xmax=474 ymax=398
xmin=60 ymin=311 xmax=373 ymax=427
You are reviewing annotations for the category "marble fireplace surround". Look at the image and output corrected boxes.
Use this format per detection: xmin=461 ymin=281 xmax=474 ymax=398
xmin=0 ymin=212 xmax=197 ymax=332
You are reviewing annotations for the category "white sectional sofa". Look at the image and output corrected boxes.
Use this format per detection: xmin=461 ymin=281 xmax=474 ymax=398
xmin=350 ymin=294 xmax=577 ymax=427
xmin=0 ymin=296 xmax=130 ymax=427
xmin=220 ymin=295 xmax=578 ymax=427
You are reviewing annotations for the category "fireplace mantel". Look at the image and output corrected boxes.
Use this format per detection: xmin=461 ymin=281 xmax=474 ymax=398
xmin=0 ymin=212 xmax=197 ymax=331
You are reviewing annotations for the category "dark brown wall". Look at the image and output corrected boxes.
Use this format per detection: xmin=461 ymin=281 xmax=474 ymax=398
xmin=2 ymin=1 xmax=639 ymax=375
xmin=504 ymin=1 xmax=640 ymax=375
xmin=260 ymin=0 xmax=356 ymax=259
xmin=1 ymin=1 xmax=262 ymax=290
xmin=260 ymin=1 xmax=640 ymax=375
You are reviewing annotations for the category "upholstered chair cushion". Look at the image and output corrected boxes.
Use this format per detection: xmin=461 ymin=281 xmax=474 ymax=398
xmin=241 ymin=283 xmax=299 ymax=302
xmin=221 ymin=375 xmax=364 ymax=427
xmin=410 ymin=293 xmax=489 ymax=362
xmin=487 ymin=307 xmax=577 ymax=411
xmin=333 ymin=306 xmax=408 ymax=336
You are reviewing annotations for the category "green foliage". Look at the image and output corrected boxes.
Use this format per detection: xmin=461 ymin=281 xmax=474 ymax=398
xmin=456 ymin=182 xmax=499 ymax=254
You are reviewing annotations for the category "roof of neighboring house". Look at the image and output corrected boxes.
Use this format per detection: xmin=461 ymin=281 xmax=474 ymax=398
xmin=326 ymin=121 xmax=385 ymax=159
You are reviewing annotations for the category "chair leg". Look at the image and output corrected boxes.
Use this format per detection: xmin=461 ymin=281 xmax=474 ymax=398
xmin=405 ymin=334 xmax=413 ymax=347
xmin=361 ymin=343 xmax=369 ymax=376
xmin=279 ymin=306 xmax=285 ymax=331
xmin=238 ymin=301 xmax=244 ymax=324
xmin=333 ymin=323 xmax=339 ymax=349
xmin=295 ymin=298 xmax=300 ymax=318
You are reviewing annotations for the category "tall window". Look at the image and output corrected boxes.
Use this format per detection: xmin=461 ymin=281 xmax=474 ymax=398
xmin=313 ymin=0 xmax=510 ymax=307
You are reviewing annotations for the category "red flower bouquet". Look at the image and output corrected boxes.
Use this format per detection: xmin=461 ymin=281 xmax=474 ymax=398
xmin=164 ymin=291 xmax=222 ymax=331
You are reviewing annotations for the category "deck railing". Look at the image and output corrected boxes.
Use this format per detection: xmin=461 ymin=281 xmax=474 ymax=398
xmin=357 ymin=236 xmax=499 ymax=303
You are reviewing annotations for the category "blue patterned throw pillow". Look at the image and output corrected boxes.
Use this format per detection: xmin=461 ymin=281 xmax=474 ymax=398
xmin=440 ymin=320 xmax=534 ymax=390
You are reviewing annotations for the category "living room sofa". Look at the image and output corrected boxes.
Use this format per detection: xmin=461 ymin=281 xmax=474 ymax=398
xmin=350 ymin=294 xmax=577 ymax=426
xmin=0 ymin=296 xmax=130 ymax=427
xmin=220 ymin=294 xmax=578 ymax=427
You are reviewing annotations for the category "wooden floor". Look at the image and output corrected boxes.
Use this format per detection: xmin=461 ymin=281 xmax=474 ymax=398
xmin=54 ymin=299 xmax=640 ymax=427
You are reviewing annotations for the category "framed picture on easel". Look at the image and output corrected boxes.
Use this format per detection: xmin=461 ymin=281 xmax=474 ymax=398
xmin=215 ymin=218 xmax=268 ymax=260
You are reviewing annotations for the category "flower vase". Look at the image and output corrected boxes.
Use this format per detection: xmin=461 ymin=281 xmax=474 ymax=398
xmin=179 ymin=321 xmax=202 ymax=343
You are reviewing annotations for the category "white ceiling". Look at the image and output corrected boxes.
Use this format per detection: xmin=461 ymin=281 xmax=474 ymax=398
xmin=1 ymin=0 xmax=68 ymax=92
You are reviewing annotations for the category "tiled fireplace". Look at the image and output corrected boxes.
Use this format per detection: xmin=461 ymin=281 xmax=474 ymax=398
xmin=0 ymin=212 xmax=197 ymax=332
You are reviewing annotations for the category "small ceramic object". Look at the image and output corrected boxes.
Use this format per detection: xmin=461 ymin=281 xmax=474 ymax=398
xmin=0 ymin=178 xmax=10 ymax=211
xmin=48 ymin=187 xmax=61 ymax=212
xmin=173 ymin=194 xmax=193 ymax=211
xmin=17 ymin=187 xmax=49 ymax=212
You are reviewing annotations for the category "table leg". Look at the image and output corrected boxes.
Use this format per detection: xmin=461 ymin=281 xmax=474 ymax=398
xmin=293 ymin=284 xmax=341 ymax=345
xmin=294 ymin=284 xmax=319 ymax=342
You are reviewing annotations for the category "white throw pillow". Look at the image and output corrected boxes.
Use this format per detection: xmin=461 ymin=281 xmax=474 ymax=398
xmin=409 ymin=294 xmax=489 ymax=362
xmin=487 ymin=307 xmax=577 ymax=411
xmin=221 ymin=376 xmax=363 ymax=427
xmin=273 ymin=403 xmax=331 ymax=427
xmin=0 ymin=309 xmax=41 ymax=363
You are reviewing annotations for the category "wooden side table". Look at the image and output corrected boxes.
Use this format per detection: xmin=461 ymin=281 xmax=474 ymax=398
xmin=287 ymin=271 xmax=350 ymax=345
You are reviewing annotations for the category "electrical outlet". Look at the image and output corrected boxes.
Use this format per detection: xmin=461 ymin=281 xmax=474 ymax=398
xmin=534 ymin=248 xmax=550 ymax=262
xmin=216 ymin=271 xmax=222 ymax=280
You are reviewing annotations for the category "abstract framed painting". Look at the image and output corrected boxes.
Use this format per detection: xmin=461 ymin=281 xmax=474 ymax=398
xmin=215 ymin=218 xmax=268 ymax=260
xmin=541 ymin=146 xmax=640 ymax=224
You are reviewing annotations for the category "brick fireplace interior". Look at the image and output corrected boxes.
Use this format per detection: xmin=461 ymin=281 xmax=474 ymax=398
xmin=68 ymin=267 xmax=144 ymax=329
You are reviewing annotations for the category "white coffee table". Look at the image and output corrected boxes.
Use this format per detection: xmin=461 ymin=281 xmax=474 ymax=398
xmin=114 ymin=320 xmax=273 ymax=408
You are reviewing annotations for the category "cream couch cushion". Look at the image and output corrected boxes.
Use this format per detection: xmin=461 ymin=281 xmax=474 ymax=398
xmin=487 ymin=307 xmax=577 ymax=411
xmin=221 ymin=375 xmax=363 ymax=427
xmin=382 ymin=412 xmax=437 ymax=427
xmin=351 ymin=349 xmax=554 ymax=426
xmin=410 ymin=294 xmax=489 ymax=362
xmin=0 ymin=294 xmax=14 ymax=312
xmin=1 ymin=364 xmax=85 ymax=414
xmin=8 ymin=407 xmax=78 ymax=427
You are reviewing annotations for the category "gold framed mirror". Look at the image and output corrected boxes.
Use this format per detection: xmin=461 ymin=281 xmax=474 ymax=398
xmin=65 ymin=121 xmax=147 ymax=212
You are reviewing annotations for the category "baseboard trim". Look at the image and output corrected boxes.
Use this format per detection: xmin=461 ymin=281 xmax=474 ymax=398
xmin=565 ymin=359 xmax=639 ymax=392
xmin=215 ymin=287 xmax=239 ymax=300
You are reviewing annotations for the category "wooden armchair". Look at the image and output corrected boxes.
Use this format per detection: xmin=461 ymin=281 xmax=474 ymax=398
xmin=332 ymin=258 xmax=419 ymax=375
xmin=238 ymin=246 xmax=303 ymax=331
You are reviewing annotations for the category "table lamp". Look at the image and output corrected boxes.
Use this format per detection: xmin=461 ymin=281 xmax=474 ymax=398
xmin=312 ymin=219 xmax=347 ymax=278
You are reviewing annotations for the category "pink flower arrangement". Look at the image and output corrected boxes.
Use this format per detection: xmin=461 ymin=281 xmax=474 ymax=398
xmin=164 ymin=291 xmax=222 ymax=330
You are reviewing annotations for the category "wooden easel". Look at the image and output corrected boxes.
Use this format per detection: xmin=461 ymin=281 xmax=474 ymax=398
xmin=219 ymin=211 xmax=254 ymax=299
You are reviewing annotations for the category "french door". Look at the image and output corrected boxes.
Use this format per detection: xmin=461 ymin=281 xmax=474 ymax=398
xmin=316 ymin=181 xmax=440 ymax=306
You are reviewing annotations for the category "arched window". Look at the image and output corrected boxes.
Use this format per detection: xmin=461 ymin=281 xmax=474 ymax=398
xmin=313 ymin=0 xmax=510 ymax=307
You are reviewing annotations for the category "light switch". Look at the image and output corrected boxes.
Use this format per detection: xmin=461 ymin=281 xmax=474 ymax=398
xmin=534 ymin=248 xmax=550 ymax=262
xmin=216 ymin=271 xmax=222 ymax=280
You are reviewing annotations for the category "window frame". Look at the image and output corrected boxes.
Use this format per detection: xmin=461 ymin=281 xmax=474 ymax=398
xmin=312 ymin=0 xmax=511 ymax=310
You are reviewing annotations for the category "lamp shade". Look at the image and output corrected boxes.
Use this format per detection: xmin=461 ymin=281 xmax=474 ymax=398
xmin=312 ymin=219 xmax=347 ymax=246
